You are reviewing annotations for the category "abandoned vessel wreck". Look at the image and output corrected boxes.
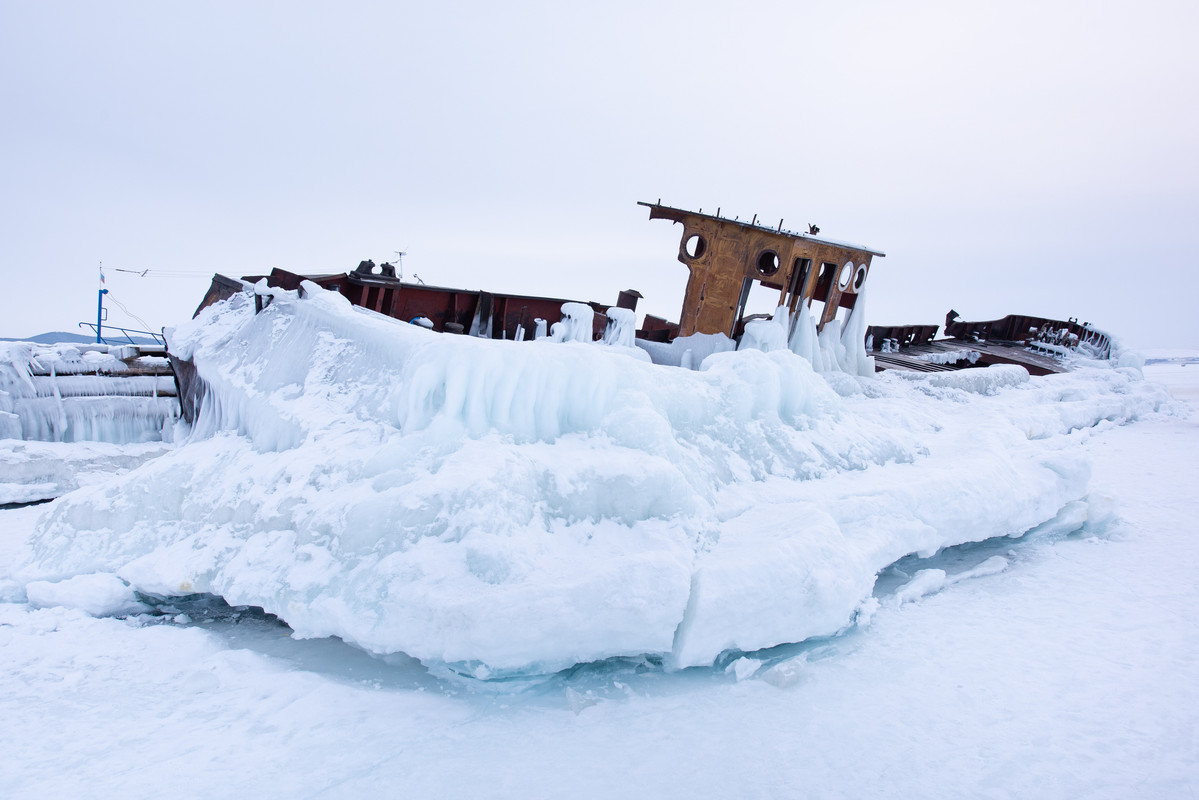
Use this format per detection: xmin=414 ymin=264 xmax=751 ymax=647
xmin=182 ymin=200 xmax=1111 ymax=402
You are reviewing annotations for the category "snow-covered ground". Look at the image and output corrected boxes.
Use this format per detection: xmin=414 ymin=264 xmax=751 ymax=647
xmin=1 ymin=321 xmax=1196 ymax=796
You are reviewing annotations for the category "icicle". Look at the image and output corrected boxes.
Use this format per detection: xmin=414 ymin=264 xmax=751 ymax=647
xmin=818 ymin=319 xmax=847 ymax=373
xmin=49 ymin=362 xmax=68 ymax=442
xmin=839 ymin=286 xmax=876 ymax=376
xmin=788 ymin=304 xmax=825 ymax=371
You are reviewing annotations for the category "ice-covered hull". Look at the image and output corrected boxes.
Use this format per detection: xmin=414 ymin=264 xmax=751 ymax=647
xmin=17 ymin=282 xmax=1168 ymax=675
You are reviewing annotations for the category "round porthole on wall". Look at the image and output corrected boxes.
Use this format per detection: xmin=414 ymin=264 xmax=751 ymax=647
xmin=757 ymin=250 xmax=780 ymax=277
xmin=853 ymin=264 xmax=868 ymax=291
xmin=684 ymin=234 xmax=706 ymax=260
xmin=838 ymin=261 xmax=854 ymax=290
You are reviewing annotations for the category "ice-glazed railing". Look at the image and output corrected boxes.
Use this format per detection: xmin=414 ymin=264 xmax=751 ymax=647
xmin=77 ymin=322 xmax=166 ymax=347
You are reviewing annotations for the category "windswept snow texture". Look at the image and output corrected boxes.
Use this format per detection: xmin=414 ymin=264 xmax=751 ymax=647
xmin=19 ymin=285 xmax=1171 ymax=675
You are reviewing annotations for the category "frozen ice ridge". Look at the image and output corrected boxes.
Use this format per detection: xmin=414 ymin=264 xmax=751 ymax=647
xmin=18 ymin=282 xmax=1172 ymax=676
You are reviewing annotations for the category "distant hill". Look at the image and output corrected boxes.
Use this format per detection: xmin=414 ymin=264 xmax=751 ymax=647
xmin=0 ymin=331 xmax=162 ymax=346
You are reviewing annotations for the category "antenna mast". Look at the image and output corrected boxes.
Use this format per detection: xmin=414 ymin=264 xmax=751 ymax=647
xmin=393 ymin=250 xmax=406 ymax=282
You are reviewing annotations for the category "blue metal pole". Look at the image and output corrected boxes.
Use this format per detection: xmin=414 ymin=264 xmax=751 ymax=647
xmin=96 ymin=289 xmax=108 ymax=343
xmin=97 ymin=262 xmax=108 ymax=343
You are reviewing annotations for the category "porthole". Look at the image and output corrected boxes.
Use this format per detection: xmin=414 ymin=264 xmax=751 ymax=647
xmin=853 ymin=264 xmax=868 ymax=291
xmin=837 ymin=261 xmax=854 ymax=290
xmin=757 ymin=250 xmax=780 ymax=277
xmin=684 ymin=234 xmax=706 ymax=260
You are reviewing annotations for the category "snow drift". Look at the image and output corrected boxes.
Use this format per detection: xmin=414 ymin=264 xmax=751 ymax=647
xmin=18 ymin=284 xmax=1170 ymax=675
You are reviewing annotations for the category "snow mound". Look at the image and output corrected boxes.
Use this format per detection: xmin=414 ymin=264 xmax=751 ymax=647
xmin=18 ymin=284 xmax=1174 ymax=675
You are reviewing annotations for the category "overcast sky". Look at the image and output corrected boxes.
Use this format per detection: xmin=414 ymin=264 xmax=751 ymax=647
xmin=2 ymin=0 xmax=1196 ymax=348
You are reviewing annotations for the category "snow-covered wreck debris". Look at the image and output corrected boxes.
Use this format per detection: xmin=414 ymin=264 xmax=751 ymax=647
xmin=866 ymin=311 xmax=1115 ymax=375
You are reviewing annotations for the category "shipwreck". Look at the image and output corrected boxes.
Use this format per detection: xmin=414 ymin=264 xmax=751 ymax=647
xmin=131 ymin=200 xmax=1109 ymax=428
xmin=192 ymin=200 xmax=1107 ymax=370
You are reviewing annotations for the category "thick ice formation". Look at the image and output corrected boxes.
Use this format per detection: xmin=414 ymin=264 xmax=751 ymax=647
xmin=739 ymin=307 xmax=790 ymax=353
xmin=915 ymin=349 xmax=982 ymax=366
xmin=836 ymin=287 xmax=876 ymax=376
xmin=550 ymin=302 xmax=594 ymax=343
xmin=18 ymin=284 xmax=1171 ymax=675
xmin=636 ymin=332 xmax=736 ymax=369
xmin=601 ymin=307 xmax=637 ymax=347
xmin=0 ymin=342 xmax=179 ymax=445
xmin=637 ymin=296 xmax=874 ymax=377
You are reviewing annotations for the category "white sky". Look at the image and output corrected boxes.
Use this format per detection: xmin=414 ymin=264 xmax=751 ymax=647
xmin=2 ymin=0 xmax=1196 ymax=348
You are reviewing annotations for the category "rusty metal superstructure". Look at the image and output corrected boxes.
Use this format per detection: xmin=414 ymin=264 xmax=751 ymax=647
xmin=638 ymin=201 xmax=884 ymax=339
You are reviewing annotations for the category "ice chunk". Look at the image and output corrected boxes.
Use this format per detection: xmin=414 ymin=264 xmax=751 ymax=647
xmin=760 ymin=654 xmax=808 ymax=688
xmin=893 ymin=569 xmax=948 ymax=606
xmin=739 ymin=307 xmax=789 ymax=353
xmin=636 ymin=332 xmax=735 ymax=369
xmin=25 ymin=573 xmax=148 ymax=617
xmin=726 ymin=656 xmax=763 ymax=681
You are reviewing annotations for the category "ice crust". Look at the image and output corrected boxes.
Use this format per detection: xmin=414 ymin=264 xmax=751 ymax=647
xmin=18 ymin=285 xmax=1172 ymax=675
xmin=0 ymin=439 xmax=173 ymax=504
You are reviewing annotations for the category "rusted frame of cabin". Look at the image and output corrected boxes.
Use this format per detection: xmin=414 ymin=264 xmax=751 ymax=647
xmin=639 ymin=202 xmax=884 ymax=338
